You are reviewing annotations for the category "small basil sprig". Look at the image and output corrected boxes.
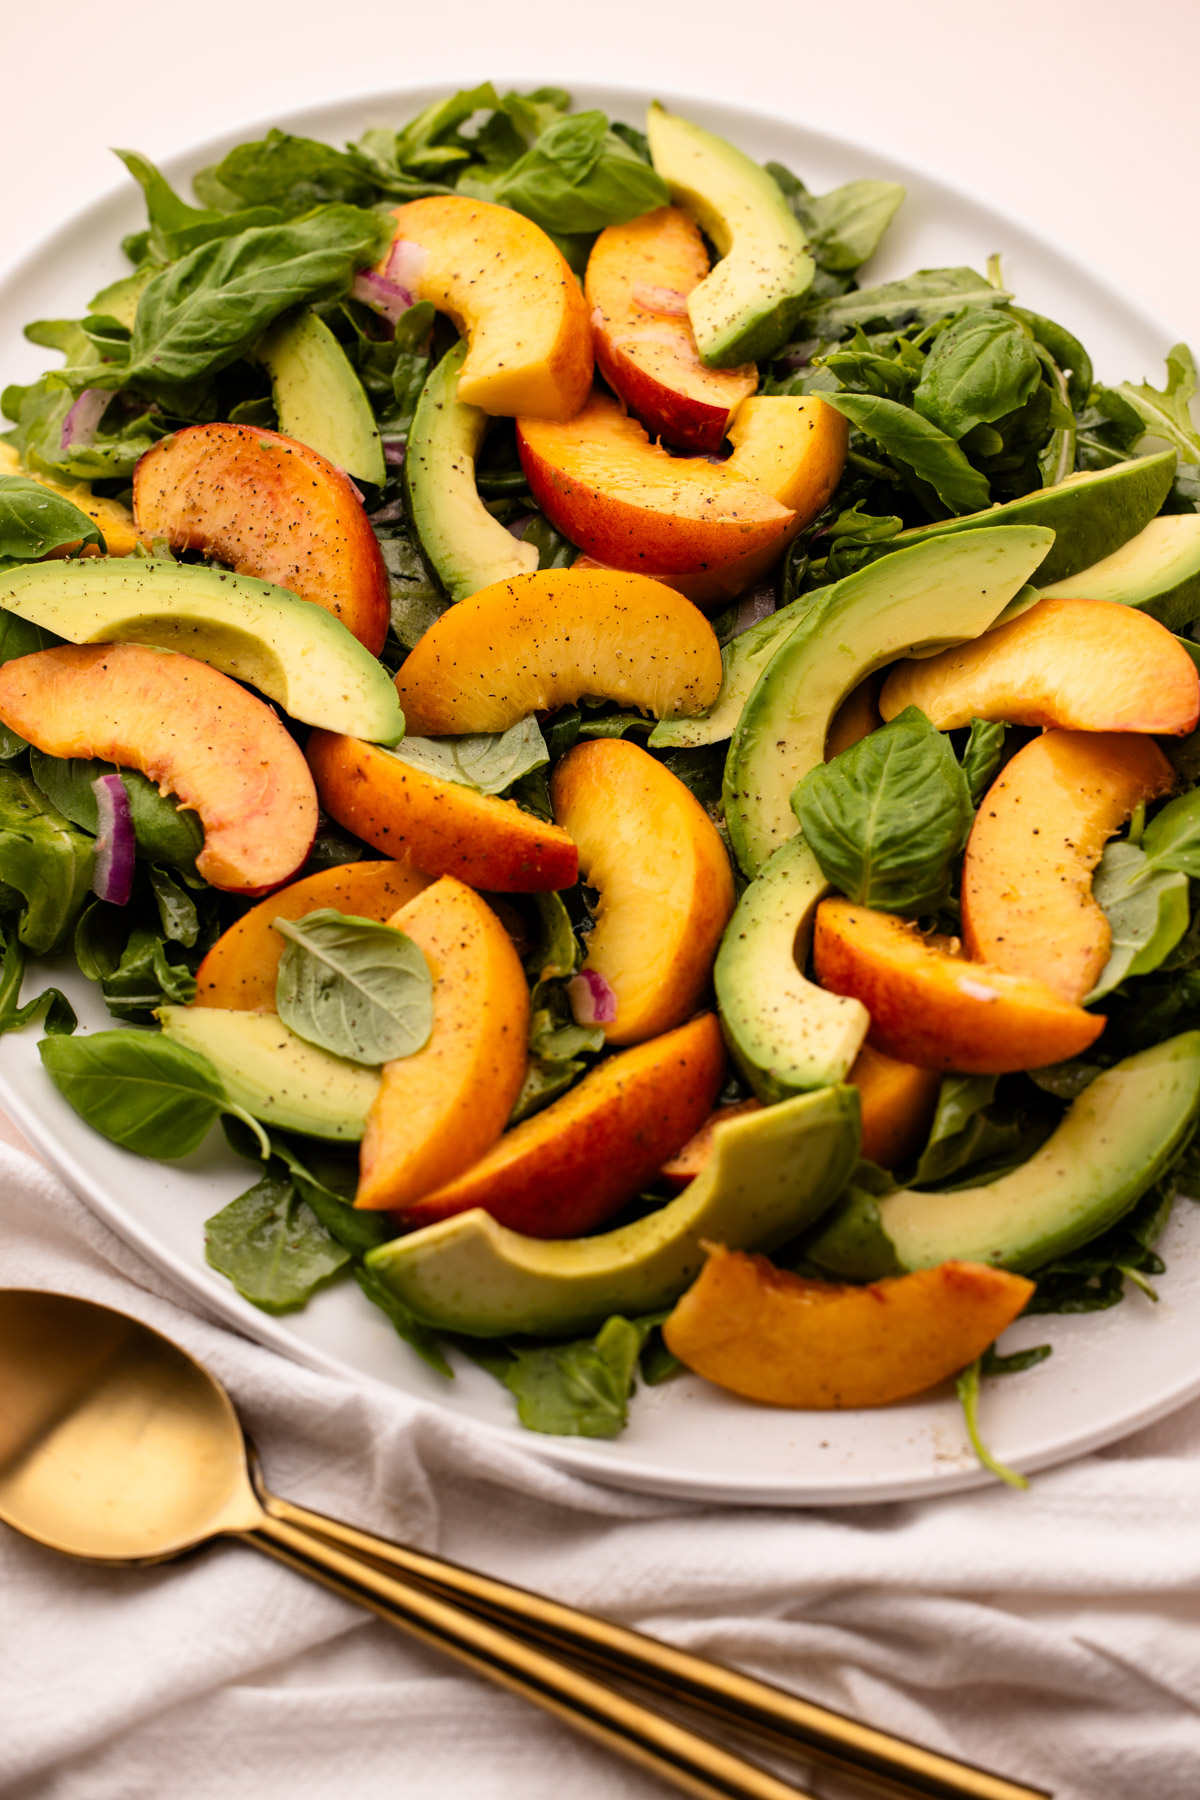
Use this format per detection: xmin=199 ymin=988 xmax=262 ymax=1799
xmin=0 ymin=475 xmax=102 ymax=563
xmin=274 ymin=908 xmax=433 ymax=1065
xmin=912 ymin=310 xmax=1042 ymax=441
xmin=388 ymin=716 xmax=548 ymax=796
xmin=1085 ymin=786 xmax=1200 ymax=1001
xmin=822 ymin=391 xmax=991 ymax=515
xmin=39 ymin=1029 xmax=268 ymax=1159
xmin=792 ymin=705 xmax=973 ymax=914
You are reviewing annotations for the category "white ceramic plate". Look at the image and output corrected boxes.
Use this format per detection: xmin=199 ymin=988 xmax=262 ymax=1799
xmin=2 ymin=83 xmax=1197 ymax=1506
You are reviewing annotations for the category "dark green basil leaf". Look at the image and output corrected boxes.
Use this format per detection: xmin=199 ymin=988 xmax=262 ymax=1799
xmin=520 ymin=512 xmax=577 ymax=571
xmin=492 ymin=112 xmax=668 ymax=235
xmin=0 ymin=612 xmax=58 ymax=667
xmin=798 ymin=179 xmax=905 ymax=274
xmin=274 ymin=908 xmax=433 ymax=1065
xmin=961 ymin=718 xmax=1008 ymax=806
xmin=0 ymin=767 xmax=94 ymax=953
xmin=39 ymin=1028 xmax=230 ymax=1157
xmin=0 ymin=476 xmax=102 ymax=561
xmin=207 ymin=131 xmax=376 ymax=214
xmin=205 ymin=1173 xmax=350 ymax=1313
xmin=465 ymin=1314 xmax=650 ymax=1438
xmin=913 ymin=311 xmax=1042 ymax=441
xmin=388 ymin=716 xmax=548 ymax=795
xmin=823 ymin=392 xmax=991 ymax=514
xmin=792 ymin=705 xmax=973 ymax=913
xmin=1007 ymin=307 xmax=1093 ymax=410
xmin=114 ymin=149 xmax=283 ymax=261
xmin=28 ymin=750 xmax=203 ymax=871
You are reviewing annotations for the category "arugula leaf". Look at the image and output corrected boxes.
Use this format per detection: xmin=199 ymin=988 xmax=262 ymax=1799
xmin=1087 ymin=841 xmax=1190 ymax=1001
xmin=274 ymin=908 xmax=433 ymax=1065
xmin=465 ymin=1315 xmax=651 ymax=1438
xmin=956 ymin=1358 xmax=1028 ymax=1489
xmin=798 ymin=267 xmax=1008 ymax=340
xmin=38 ymin=1028 xmax=261 ymax=1158
xmin=911 ymin=1074 xmax=998 ymax=1184
xmin=913 ymin=311 xmax=1042 ymax=440
xmin=489 ymin=111 xmax=669 ymax=234
xmin=1008 ymin=306 xmax=1093 ymax=411
xmin=0 ymin=921 xmax=76 ymax=1039
xmin=205 ymin=1173 xmax=350 ymax=1313
xmin=98 ymin=925 xmax=197 ymax=1021
xmin=0 ymin=767 xmax=95 ymax=953
xmin=0 ymin=475 xmax=102 ymax=562
xmin=1112 ymin=343 xmax=1200 ymax=464
xmin=960 ymin=718 xmax=1008 ymax=807
xmin=1027 ymin=1181 xmax=1175 ymax=1313
xmin=823 ymin=392 xmax=991 ymax=514
xmin=792 ymin=706 xmax=973 ymax=913
xmin=387 ymin=717 xmax=549 ymax=795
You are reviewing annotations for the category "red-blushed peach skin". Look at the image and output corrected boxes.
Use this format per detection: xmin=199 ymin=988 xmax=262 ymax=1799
xmin=394 ymin=568 xmax=723 ymax=737
xmin=663 ymin=1247 xmax=1034 ymax=1408
xmin=382 ymin=196 xmax=592 ymax=420
xmin=306 ymin=729 xmax=578 ymax=893
xmin=395 ymin=1013 xmax=728 ymax=1238
xmin=963 ymin=730 xmax=1176 ymax=1002
xmin=812 ymin=897 xmax=1105 ymax=1074
xmin=585 ymin=206 xmax=756 ymax=453
xmin=133 ymin=423 xmax=390 ymax=654
xmin=0 ymin=643 xmax=317 ymax=894
xmin=356 ymin=878 xmax=530 ymax=1212
xmin=550 ymin=738 xmax=735 ymax=1045
xmin=193 ymin=860 xmax=434 ymax=1011
xmin=880 ymin=597 xmax=1200 ymax=736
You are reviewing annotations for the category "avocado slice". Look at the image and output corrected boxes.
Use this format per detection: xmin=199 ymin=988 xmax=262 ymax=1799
xmin=159 ymin=1005 xmax=379 ymax=1141
xmin=646 ymin=103 xmax=814 ymax=367
xmin=405 ymin=340 xmax=538 ymax=602
xmin=258 ymin=309 xmax=386 ymax=488
xmin=1036 ymin=513 xmax=1200 ymax=630
xmin=0 ymin=559 xmax=403 ymax=744
xmin=723 ymin=525 xmax=1054 ymax=877
xmin=364 ymin=1083 xmax=861 ymax=1339
xmin=877 ymin=451 xmax=1176 ymax=587
xmin=805 ymin=1031 xmax=1200 ymax=1281
xmin=716 ymin=833 xmax=868 ymax=1098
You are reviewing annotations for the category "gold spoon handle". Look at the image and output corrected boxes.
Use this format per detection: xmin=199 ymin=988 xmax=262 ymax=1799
xmin=265 ymin=1491 xmax=1047 ymax=1800
xmin=241 ymin=1507 xmax=814 ymax=1800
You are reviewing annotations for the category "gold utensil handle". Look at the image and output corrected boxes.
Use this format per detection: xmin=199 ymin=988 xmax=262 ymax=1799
xmin=264 ymin=1490 xmax=1048 ymax=1800
xmin=243 ymin=1507 xmax=816 ymax=1800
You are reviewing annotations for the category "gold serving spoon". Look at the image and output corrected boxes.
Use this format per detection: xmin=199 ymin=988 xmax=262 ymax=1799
xmin=0 ymin=1290 xmax=1048 ymax=1800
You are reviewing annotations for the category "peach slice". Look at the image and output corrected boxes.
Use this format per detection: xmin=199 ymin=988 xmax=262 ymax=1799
xmin=194 ymin=860 xmax=433 ymax=1011
xmin=660 ymin=1098 xmax=764 ymax=1192
xmin=395 ymin=568 xmax=722 ymax=736
xmin=381 ymin=196 xmax=592 ymax=421
xmin=880 ymin=597 xmax=1200 ymax=736
xmin=663 ymin=1246 xmax=1034 ymax=1409
xmin=813 ymin=897 xmax=1105 ymax=1073
xmin=851 ymin=1043 xmax=942 ymax=1170
xmin=356 ymin=877 xmax=530 ymax=1211
xmin=306 ymin=730 xmax=577 ymax=893
xmin=549 ymin=739 xmax=735 ymax=1045
xmin=0 ymin=643 xmax=316 ymax=893
xmin=133 ymin=423 xmax=390 ymax=655
xmin=585 ymin=205 xmax=756 ymax=452
xmin=963 ymin=731 xmax=1176 ymax=1003
xmin=516 ymin=390 xmax=794 ymax=580
xmin=395 ymin=1013 xmax=727 ymax=1237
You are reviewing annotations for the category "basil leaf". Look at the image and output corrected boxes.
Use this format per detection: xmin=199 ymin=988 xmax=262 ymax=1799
xmin=823 ymin=392 xmax=991 ymax=514
xmin=961 ymin=718 xmax=1008 ymax=807
xmin=1008 ymin=307 xmax=1093 ymax=411
xmin=114 ymin=150 xmax=283 ymax=261
xmin=1112 ymin=344 xmax=1200 ymax=465
xmin=0 ymin=767 xmax=95 ymax=954
xmin=206 ymin=131 xmax=376 ymax=214
xmin=1087 ymin=841 xmax=1190 ymax=1001
xmin=465 ymin=1314 xmax=651 ymax=1438
xmin=388 ymin=716 xmax=549 ymax=795
xmin=205 ymin=1173 xmax=350 ymax=1314
xmin=0 ymin=922 xmax=76 ymax=1039
xmin=913 ymin=311 xmax=1042 ymax=441
xmin=0 ymin=612 xmax=58 ymax=668
xmin=799 ymin=266 xmax=1008 ymax=340
xmin=798 ymin=179 xmax=905 ymax=274
xmin=274 ymin=908 xmax=434 ymax=1065
xmin=792 ymin=706 xmax=972 ymax=914
xmin=491 ymin=112 xmax=668 ymax=235
xmin=28 ymin=750 xmax=203 ymax=871
xmin=39 ymin=1028 xmax=230 ymax=1157
xmin=147 ymin=864 xmax=200 ymax=947
xmin=1140 ymin=785 xmax=1200 ymax=878
xmin=0 ymin=475 xmax=102 ymax=561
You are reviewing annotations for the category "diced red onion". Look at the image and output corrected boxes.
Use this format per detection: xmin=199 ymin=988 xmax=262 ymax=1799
xmin=91 ymin=774 xmax=135 ymax=906
xmin=729 ymin=584 xmax=777 ymax=639
xmin=351 ymin=269 xmax=414 ymax=327
xmin=369 ymin=498 xmax=408 ymax=525
xmin=507 ymin=514 xmax=535 ymax=540
xmin=60 ymin=388 xmax=114 ymax=453
xmin=383 ymin=441 xmax=407 ymax=467
xmin=632 ymin=284 xmax=690 ymax=319
xmin=567 ymin=969 xmax=618 ymax=1026
xmin=386 ymin=238 xmax=429 ymax=293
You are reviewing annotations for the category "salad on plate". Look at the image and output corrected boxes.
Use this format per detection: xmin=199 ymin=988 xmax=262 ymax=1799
xmin=3 ymin=83 xmax=1200 ymax=1478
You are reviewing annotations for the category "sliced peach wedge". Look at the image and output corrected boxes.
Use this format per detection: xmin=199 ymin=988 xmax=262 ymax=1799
xmin=194 ymin=860 xmax=433 ymax=1011
xmin=663 ymin=1247 xmax=1034 ymax=1409
xmin=380 ymin=196 xmax=592 ymax=420
xmin=133 ymin=423 xmax=390 ymax=655
xmin=356 ymin=877 xmax=530 ymax=1212
xmin=813 ymin=897 xmax=1105 ymax=1073
xmin=963 ymin=731 xmax=1176 ymax=1002
xmin=395 ymin=568 xmax=723 ymax=736
xmin=395 ymin=1013 xmax=727 ymax=1238
xmin=0 ymin=643 xmax=316 ymax=894
xmin=550 ymin=739 xmax=735 ymax=1045
xmin=585 ymin=206 xmax=756 ymax=452
xmin=307 ymin=730 xmax=577 ymax=893
xmin=880 ymin=597 xmax=1200 ymax=736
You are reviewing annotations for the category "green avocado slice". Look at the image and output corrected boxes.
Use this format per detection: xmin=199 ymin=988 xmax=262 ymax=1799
xmin=0 ymin=558 xmax=404 ymax=744
xmin=716 ymin=833 xmax=868 ymax=1098
xmin=1036 ymin=513 xmax=1200 ymax=630
xmin=158 ymin=1006 xmax=379 ymax=1141
xmin=723 ymin=524 xmax=1054 ymax=877
xmin=405 ymin=340 xmax=539 ymax=602
xmin=646 ymin=104 xmax=814 ymax=368
xmin=805 ymin=1032 xmax=1200 ymax=1281
xmin=364 ymin=1082 xmax=861 ymax=1339
xmin=258 ymin=308 xmax=385 ymax=487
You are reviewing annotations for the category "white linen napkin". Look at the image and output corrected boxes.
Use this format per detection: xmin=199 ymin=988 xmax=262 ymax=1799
xmin=3 ymin=1140 xmax=1200 ymax=1800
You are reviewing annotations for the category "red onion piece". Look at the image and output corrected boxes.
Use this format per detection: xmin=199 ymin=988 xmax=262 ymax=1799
xmin=567 ymin=969 xmax=618 ymax=1026
xmin=507 ymin=514 xmax=535 ymax=540
xmin=351 ymin=269 xmax=414 ymax=327
xmin=60 ymin=388 xmax=114 ymax=453
xmin=91 ymin=774 xmax=135 ymax=906
xmin=632 ymin=284 xmax=690 ymax=319
xmin=386 ymin=238 xmax=429 ymax=293
xmin=369 ymin=497 xmax=408 ymax=525
xmin=729 ymin=583 xmax=778 ymax=639
xmin=383 ymin=441 xmax=407 ymax=467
